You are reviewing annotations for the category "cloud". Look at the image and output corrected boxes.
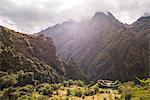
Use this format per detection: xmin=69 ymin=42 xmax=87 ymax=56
xmin=0 ymin=0 xmax=149 ymax=33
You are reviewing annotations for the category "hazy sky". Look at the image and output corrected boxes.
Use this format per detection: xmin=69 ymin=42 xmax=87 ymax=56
xmin=0 ymin=0 xmax=150 ymax=33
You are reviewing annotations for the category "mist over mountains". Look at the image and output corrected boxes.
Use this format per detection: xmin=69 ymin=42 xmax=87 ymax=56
xmin=39 ymin=12 xmax=150 ymax=82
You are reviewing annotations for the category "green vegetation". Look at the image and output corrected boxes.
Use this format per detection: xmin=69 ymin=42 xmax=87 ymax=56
xmin=118 ymin=78 xmax=150 ymax=100
xmin=0 ymin=70 xmax=149 ymax=100
xmin=0 ymin=70 xmax=36 ymax=90
xmin=0 ymin=71 xmax=120 ymax=99
xmin=0 ymin=26 xmax=65 ymax=86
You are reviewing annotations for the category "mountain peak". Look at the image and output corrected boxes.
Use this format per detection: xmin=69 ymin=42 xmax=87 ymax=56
xmin=91 ymin=11 xmax=119 ymax=25
xmin=93 ymin=11 xmax=115 ymax=19
xmin=93 ymin=12 xmax=106 ymax=19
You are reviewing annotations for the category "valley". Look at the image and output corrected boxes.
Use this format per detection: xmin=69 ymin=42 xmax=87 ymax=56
xmin=39 ymin=12 xmax=150 ymax=82
xmin=0 ymin=12 xmax=150 ymax=100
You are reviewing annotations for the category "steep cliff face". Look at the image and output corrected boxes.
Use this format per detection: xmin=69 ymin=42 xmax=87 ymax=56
xmin=0 ymin=26 xmax=67 ymax=83
xmin=39 ymin=12 xmax=150 ymax=82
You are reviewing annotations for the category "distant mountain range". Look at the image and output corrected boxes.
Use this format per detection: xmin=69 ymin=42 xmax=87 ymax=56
xmin=39 ymin=12 xmax=150 ymax=82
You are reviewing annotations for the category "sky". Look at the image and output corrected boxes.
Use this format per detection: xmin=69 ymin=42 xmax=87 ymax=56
xmin=0 ymin=0 xmax=150 ymax=34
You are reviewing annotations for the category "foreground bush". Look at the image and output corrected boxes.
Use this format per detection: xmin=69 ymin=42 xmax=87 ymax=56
xmin=84 ymin=89 xmax=96 ymax=96
xmin=74 ymin=90 xmax=83 ymax=97
xmin=0 ymin=73 xmax=17 ymax=89
xmin=118 ymin=78 xmax=150 ymax=100
xmin=36 ymin=83 xmax=53 ymax=96
xmin=19 ymin=85 xmax=34 ymax=95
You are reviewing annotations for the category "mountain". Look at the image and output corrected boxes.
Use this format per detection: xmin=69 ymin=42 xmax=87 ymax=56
xmin=39 ymin=12 xmax=150 ymax=82
xmin=131 ymin=16 xmax=150 ymax=72
xmin=0 ymin=26 xmax=86 ymax=83
xmin=0 ymin=26 xmax=66 ymax=83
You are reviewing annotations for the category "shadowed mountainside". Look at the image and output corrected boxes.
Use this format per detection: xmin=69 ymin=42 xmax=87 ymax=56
xmin=0 ymin=26 xmax=86 ymax=83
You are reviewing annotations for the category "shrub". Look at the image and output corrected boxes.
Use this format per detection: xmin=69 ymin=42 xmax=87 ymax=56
xmin=4 ymin=87 xmax=20 ymax=100
xmin=0 ymin=71 xmax=8 ymax=77
xmin=88 ymin=81 xmax=95 ymax=87
xmin=84 ymin=89 xmax=95 ymax=96
xmin=0 ymin=74 xmax=17 ymax=89
xmin=17 ymin=71 xmax=34 ymax=86
xmin=137 ymin=78 xmax=150 ymax=88
xmin=123 ymin=93 xmax=132 ymax=100
xmin=63 ymin=81 xmax=69 ymax=87
xmin=51 ymin=84 xmax=60 ymax=90
xmin=92 ymin=84 xmax=99 ymax=93
xmin=68 ymin=79 xmax=74 ymax=86
xmin=36 ymin=83 xmax=53 ymax=96
xmin=76 ymin=80 xmax=84 ymax=87
xmin=74 ymin=90 xmax=82 ymax=97
xmin=118 ymin=78 xmax=150 ymax=100
xmin=19 ymin=85 xmax=34 ymax=95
